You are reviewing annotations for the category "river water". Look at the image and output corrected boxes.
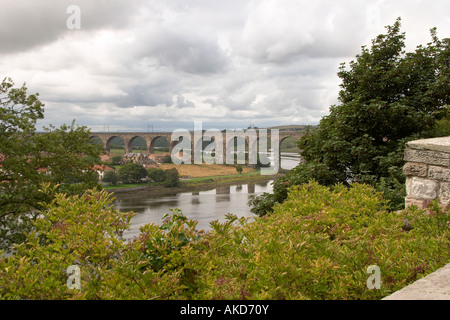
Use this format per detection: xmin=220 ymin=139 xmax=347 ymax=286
xmin=113 ymin=155 xmax=300 ymax=240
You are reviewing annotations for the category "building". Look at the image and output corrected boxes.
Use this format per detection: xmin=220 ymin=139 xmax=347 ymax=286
xmin=123 ymin=153 xmax=158 ymax=166
xmin=92 ymin=164 xmax=115 ymax=180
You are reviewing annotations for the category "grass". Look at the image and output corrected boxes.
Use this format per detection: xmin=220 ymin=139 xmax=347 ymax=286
xmin=159 ymin=163 xmax=256 ymax=178
xmin=102 ymin=164 xmax=277 ymax=191
xmin=180 ymin=171 xmax=268 ymax=187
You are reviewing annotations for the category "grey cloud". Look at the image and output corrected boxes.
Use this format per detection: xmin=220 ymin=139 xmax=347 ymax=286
xmin=0 ymin=0 xmax=144 ymax=54
xmin=116 ymin=84 xmax=175 ymax=109
xmin=134 ymin=28 xmax=229 ymax=75
xmin=236 ymin=0 xmax=376 ymax=64
xmin=3 ymin=0 xmax=449 ymax=132
xmin=174 ymin=95 xmax=195 ymax=109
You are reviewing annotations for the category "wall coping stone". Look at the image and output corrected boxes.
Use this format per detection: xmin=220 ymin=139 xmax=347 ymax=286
xmin=406 ymin=136 xmax=450 ymax=153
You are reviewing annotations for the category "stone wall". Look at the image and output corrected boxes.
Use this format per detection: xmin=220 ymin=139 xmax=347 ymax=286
xmin=403 ymin=136 xmax=450 ymax=211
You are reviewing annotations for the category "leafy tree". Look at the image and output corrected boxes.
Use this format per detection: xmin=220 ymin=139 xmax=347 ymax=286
xmin=119 ymin=163 xmax=147 ymax=184
xmin=250 ymin=19 xmax=449 ymax=216
xmin=147 ymin=167 xmax=167 ymax=183
xmin=0 ymin=77 xmax=103 ymax=250
xmin=36 ymin=121 xmax=103 ymax=195
xmin=147 ymin=167 xmax=179 ymax=187
xmin=111 ymin=155 xmax=123 ymax=166
xmin=236 ymin=165 xmax=243 ymax=174
xmin=102 ymin=170 xmax=119 ymax=186
xmin=162 ymin=168 xmax=179 ymax=187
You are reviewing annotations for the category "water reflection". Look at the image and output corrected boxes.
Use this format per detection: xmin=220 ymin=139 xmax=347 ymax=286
xmin=113 ymin=180 xmax=274 ymax=240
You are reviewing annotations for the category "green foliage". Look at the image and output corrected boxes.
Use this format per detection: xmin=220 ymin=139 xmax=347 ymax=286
xmin=0 ymin=77 xmax=102 ymax=250
xmin=137 ymin=209 xmax=202 ymax=273
xmin=118 ymin=163 xmax=147 ymax=184
xmin=162 ymin=168 xmax=180 ymax=187
xmin=111 ymin=155 xmax=123 ymax=166
xmin=102 ymin=170 xmax=119 ymax=186
xmin=0 ymin=187 xmax=135 ymax=299
xmin=0 ymin=183 xmax=448 ymax=300
xmin=236 ymin=165 xmax=243 ymax=174
xmin=250 ymin=19 xmax=449 ymax=215
xmin=147 ymin=167 xmax=180 ymax=187
xmin=147 ymin=167 xmax=167 ymax=183
xmin=37 ymin=121 xmax=103 ymax=194
xmin=184 ymin=182 xmax=449 ymax=299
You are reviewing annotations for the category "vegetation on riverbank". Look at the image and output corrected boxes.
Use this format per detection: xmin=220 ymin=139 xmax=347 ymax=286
xmin=0 ymin=183 xmax=447 ymax=299
xmin=104 ymin=169 xmax=279 ymax=196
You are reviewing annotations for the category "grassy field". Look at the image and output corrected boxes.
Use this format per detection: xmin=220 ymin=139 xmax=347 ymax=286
xmin=103 ymin=164 xmax=276 ymax=193
xmin=159 ymin=163 xmax=256 ymax=178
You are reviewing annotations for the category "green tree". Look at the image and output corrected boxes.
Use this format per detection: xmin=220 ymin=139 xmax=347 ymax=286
xmin=0 ymin=77 xmax=103 ymax=250
xmin=119 ymin=163 xmax=147 ymax=184
xmin=147 ymin=167 xmax=166 ymax=183
xmin=236 ymin=165 xmax=243 ymax=174
xmin=162 ymin=168 xmax=179 ymax=187
xmin=102 ymin=170 xmax=119 ymax=186
xmin=250 ymin=19 xmax=449 ymax=216
xmin=111 ymin=155 xmax=123 ymax=166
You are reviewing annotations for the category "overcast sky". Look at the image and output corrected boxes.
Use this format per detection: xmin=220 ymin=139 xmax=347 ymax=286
xmin=1 ymin=0 xmax=449 ymax=132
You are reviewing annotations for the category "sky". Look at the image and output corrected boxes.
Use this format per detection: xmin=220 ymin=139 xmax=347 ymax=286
xmin=1 ymin=0 xmax=449 ymax=132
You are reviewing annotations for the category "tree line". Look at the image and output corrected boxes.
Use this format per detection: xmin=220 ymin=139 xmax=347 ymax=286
xmin=103 ymin=164 xmax=179 ymax=187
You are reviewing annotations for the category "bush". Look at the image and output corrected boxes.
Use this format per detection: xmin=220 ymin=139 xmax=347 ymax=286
xmin=147 ymin=167 xmax=179 ymax=187
xmin=102 ymin=170 xmax=119 ymax=186
xmin=185 ymin=182 xmax=449 ymax=299
xmin=147 ymin=167 xmax=166 ymax=183
xmin=0 ymin=183 xmax=448 ymax=300
xmin=119 ymin=163 xmax=147 ymax=184
xmin=0 ymin=187 xmax=135 ymax=299
xmin=162 ymin=168 xmax=179 ymax=187
xmin=111 ymin=155 xmax=122 ymax=166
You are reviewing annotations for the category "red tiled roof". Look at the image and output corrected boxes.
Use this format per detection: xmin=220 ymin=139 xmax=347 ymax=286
xmin=92 ymin=164 xmax=115 ymax=171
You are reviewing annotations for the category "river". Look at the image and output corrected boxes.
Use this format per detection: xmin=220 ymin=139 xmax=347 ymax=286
xmin=114 ymin=180 xmax=273 ymax=240
xmin=113 ymin=155 xmax=300 ymax=240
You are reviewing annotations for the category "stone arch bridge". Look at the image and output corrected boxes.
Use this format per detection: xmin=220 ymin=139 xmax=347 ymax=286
xmin=90 ymin=130 xmax=304 ymax=166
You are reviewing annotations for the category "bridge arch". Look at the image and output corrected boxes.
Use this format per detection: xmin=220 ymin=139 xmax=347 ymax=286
xmin=149 ymin=135 xmax=170 ymax=154
xmin=106 ymin=136 xmax=126 ymax=154
xmin=89 ymin=135 xmax=106 ymax=150
xmin=127 ymin=135 xmax=148 ymax=154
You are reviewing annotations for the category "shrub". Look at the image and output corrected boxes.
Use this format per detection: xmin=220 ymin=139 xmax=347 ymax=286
xmin=147 ymin=167 xmax=166 ymax=183
xmin=0 ymin=186 xmax=135 ymax=299
xmin=111 ymin=155 xmax=123 ymax=166
xmin=184 ymin=182 xmax=449 ymax=299
xmin=119 ymin=163 xmax=147 ymax=184
xmin=0 ymin=182 xmax=448 ymax=300
xmin=162 ymin=168 xmax=180 ymax=187
xmin=147 ymin=168 xmax=179 ymax=187
xmin=102 ymin=170 xmax=119 ymax=186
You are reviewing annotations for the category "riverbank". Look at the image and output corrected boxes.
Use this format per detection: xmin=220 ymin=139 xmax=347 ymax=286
xmin=105 ymin=170 xmax=282 ymax=195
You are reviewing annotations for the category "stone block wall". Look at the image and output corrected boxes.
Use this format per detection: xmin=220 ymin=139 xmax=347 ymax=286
xmin=403 ymin=136 xmax=450 ymax=211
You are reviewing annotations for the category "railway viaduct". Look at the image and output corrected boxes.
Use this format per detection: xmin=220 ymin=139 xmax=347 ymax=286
xmin=90 ymin=130 xmax=304 ymax=157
